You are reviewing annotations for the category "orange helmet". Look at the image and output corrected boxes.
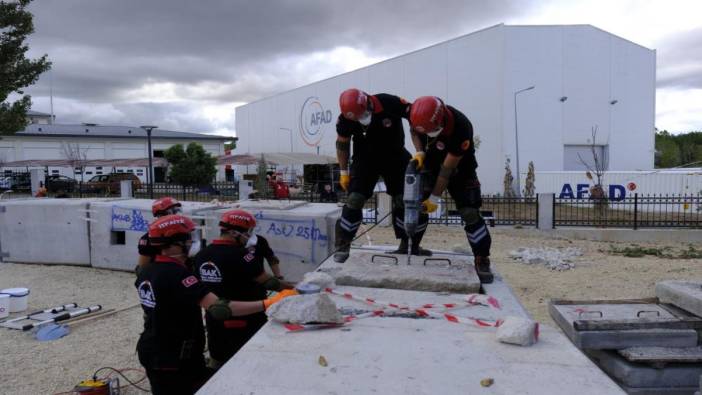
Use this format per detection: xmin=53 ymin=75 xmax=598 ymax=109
xmin=152 ymin=197 xmax=182 ymax=216
xmin=219 ymin=209 xmax=256 ymax=233
xmin=410 ymin=96 xmax=446 ymax=137
xmin=339 ymin=88 xmax=370 ymax=122
xmin=148 ymin=214 xmax=196 ymax=246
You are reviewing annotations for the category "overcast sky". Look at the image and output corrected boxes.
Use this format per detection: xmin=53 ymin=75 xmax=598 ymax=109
xmin=17 ymin=0 xmax=702 ymax=136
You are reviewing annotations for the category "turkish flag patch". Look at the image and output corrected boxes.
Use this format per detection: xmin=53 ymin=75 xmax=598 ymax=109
xmin=182 ymin=275 xmax=198 ymax=288
xmin=461 ymin=140 xmax=470 ymax=151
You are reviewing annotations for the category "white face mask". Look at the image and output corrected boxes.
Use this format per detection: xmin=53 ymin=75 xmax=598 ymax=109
xmin=358 ymin=111 xmax=372 ymax=126
xmin=245 ymin=233 xmax=258 ymax=248
xmin=427 ymin=127 xmax=443 ymax=138
xmin=188 ymin=239 xmax=202 ymax=257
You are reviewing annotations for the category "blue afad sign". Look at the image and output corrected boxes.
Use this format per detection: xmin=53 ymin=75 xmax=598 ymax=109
xmin=559 ymin=184 xmax=626 ymax=201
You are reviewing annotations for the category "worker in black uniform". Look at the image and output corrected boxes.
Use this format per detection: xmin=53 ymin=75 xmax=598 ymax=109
xmin=136 ymin=197 xmax=184 ymax=272
xmin=135 ymin=214 xmax=296 ymax=395
xmin=409 ymin=96 xmax=493 ymax=283
xmin=194 ymin=209 xmax=293 ymax=369
xmin=334 ymin=88 xmax=430 ymax=262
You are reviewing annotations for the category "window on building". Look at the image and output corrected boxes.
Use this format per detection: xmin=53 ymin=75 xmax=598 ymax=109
xmin=96 ymin=166 xmax=102 ymax=170
xmin=85 ymin=171 xmax=93 ymax=175
xmin=96 ymin=171 xmax=103 ymax=175
xmin=563 ymin=145 xmax=609 ymax=171
xmin=127 ymin=169 xmax=134 ymax=173
xmin=153 ymin=150 xmax=165 ymax=158
xmin=117 ymin=169 xmax=124 ymax=173
xmin=52 ymin=170 xmax=59 ymax=174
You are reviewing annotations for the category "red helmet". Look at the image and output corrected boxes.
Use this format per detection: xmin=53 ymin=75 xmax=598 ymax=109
xmin=219 ymin=209 xmax=256 ymax=232
xmin=339 ymin=88 xmax=370 ymax=121
xmin=152 ymin=197 xmax=182 ymax=216
xmin=148 ymin=214 xmax=196 ymax=246
xmin=410 ymin=96 xmax=446 ymax=136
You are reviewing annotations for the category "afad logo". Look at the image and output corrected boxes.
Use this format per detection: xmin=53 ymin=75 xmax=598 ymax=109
xmin=558 ymin=183 xmax=635 ymax=201
xmin=199 ymin=261 xmax=222 ymax=283
xmin=138 ymin=280 xmax=156 ymax=308
xmin=299 ymin=96 xmax=332 ymax=147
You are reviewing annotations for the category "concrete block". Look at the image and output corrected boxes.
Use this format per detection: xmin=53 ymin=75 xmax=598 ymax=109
xmin=89 ymin=199 xmax=221 ymax=271
xmin=657 ymin=281 xmax=702 ymax=318
xmin=496 ymin=316 xmax=539 ymax=346
xmin=318 ymin=249 xmax=481 ymax=293
xmin=0 ymin=198 xmax=105 ymax=265
xmin=266 ymin=294 xmax=343 ymax=324
xmin=199 ymin=285 xmax=625 ymax=395
xmin=588 ymin=349 xmax=702 ymax=389
xmin=202 ymin=200 xmax=342 ymax=282
xmin=301 ymin=271 xmax=335 ymax=289
xmin=537 ymin=193 xmax=554 ymax=229
xmin=619 ymin=347 xmax=702 ymax=363
xmin=622 ymin=386 xmax=699 ymax=395
xmin=550 ymin=302 xmax=699 ymax=349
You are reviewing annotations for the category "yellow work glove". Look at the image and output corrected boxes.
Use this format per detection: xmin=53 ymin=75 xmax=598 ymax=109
xmin=339 ymin=170 xmax=350 ymax=192
xmin=422 ymin=194 xmax=441 ymax=214
xmin=412 ymin=151 xmax=426 ymax=169
xmin=263 ymin=289 xmax=299 ymax=310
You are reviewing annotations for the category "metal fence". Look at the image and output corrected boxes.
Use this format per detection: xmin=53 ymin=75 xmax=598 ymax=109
xmin=429 ymin=194 xmax=537 ymax=226
xmin=554 ymin=193 xmax=702 ymax=228
xmin=134 ymin=182 xmax=240 ymax=202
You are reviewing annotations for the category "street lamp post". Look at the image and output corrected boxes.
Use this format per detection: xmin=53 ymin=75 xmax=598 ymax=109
xmin=140 ymin=125 xmax=158 ymax=199
xmin=513 ymin=85 xmax=535 ymax=197
xmin=280 ymin=128 xmax=293 ymax=152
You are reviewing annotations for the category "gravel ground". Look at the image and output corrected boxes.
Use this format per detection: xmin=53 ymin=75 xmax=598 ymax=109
xmin=1 ymin=225 xmax=701 ymax=394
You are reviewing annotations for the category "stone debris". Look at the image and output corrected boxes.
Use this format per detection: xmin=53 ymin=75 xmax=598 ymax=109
xmin=301 ymin=271 xmax=336 ymax=289
xmin=266 ymin=293 xmax=343 ymax=324
xmin=496 ymin=316 xmax=539 ymax=346
xmin=508 ymin=247 xmax=582 ymax=271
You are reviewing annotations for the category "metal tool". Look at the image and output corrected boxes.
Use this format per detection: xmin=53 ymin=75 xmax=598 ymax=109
xmin=402 ymin=159 xmax=422 ymax=265
xmin=0 ymin=303 xmax=77 ymax=328
xmin=21 ymin=305 xmax=102 ymax=331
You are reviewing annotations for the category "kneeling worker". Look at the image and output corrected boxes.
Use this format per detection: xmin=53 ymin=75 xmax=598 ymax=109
xmin=135 ymin=214 xmax=295 ymax=395
xmin=194 ymin=209 xmax=294 ymax=369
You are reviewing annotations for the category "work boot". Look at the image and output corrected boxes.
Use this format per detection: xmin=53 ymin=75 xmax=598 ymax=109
xmin=389 ymin=238 xmax=433 ymax=256
xmin=333 ymin=221 xmax=351 ymax=263
xmin=474 ymin=256 xmax=494 ymax=284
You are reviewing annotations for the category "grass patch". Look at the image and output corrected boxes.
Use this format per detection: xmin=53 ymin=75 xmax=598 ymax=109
xmin=605 ymin=244 xmax=702 ymax=259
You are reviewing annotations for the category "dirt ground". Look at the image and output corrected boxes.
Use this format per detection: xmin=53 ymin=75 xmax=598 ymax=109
xmin=1 ymin=225 xmax=701 ymax=394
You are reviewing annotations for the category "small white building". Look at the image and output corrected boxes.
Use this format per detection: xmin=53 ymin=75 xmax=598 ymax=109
xmin=0 ymin=123 xmax=233 ymax=182
xmin=235 ymin=24 xmax=656 ymax=194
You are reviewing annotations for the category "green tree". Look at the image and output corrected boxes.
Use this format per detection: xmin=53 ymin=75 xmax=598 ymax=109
xmin=655 ymin=138 xmax=681 ymax=168
xmin=164 ymin=143 xmax=217 ymax=186
xmin=255 ymin=154 xmax=269 ymax=198
xmin=0 ymin=0 xmax=51 ymax=134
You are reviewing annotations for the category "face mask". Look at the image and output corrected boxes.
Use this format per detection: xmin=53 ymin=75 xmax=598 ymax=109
xmin=245 ymin=233 xmax=258 ymax=248
xmin=427 ymin=127 xmax=443 ymax=138
xmin=358 ymin=111 xmax=372 ymax=126
xmin=188 ymin=239 xmax=201 ymax=257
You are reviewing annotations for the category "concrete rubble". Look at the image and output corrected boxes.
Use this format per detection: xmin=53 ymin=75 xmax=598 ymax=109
xmin=508 ymin=246 xmax=582 ymax=270
xmin=266 ymin=293 xmax=343 ymax=324
xmin=496 ymin=316 xmax=539 ymax=346
xmin=301 ymin=271 xmax=336 ymax=289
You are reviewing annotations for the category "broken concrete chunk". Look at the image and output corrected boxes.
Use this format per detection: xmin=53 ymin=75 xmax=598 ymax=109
xmin=302 ymin=271 xmax=336 ymax=289
xmin=496 ymin=316 xmax=539 ymax=346
xmin=266 ymin=293 xmax=343 ymax=324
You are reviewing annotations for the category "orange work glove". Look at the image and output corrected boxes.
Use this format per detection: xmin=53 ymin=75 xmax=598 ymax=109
xmin=263 ymin=289 xmax=299 ymax=309
xmin=339 ymin=170 xmax=350 ymax=191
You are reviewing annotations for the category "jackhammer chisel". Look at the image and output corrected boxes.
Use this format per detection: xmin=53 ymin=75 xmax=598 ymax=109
xmin=402 ymin=159 xmax=422 ymax=265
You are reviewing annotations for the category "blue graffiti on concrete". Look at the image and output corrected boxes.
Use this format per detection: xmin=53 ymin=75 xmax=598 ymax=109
xmin=112 ymin=206 xmax=150 ymax=232
xmin=259 ymin=216 xmax=329 ymax=263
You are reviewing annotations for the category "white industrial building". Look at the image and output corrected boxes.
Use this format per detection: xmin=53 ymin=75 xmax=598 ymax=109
xmin=0 ymin=124 xmax=232 ymax=182
xmin=235 ymin=24 xmax=656 ymax=194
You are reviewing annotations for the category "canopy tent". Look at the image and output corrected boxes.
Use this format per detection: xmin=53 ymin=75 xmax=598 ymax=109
xmin=0 ymin=157 xmax=169 ymax=168
xmin=217 ymin=152 xmax=337 ymax=166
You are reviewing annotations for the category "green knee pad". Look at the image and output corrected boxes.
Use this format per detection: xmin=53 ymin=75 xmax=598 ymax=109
xmin=207 ymin=298 xmax=232 ymax=320
xmin=459 ymin=207 xmax=481 ymax=226
xmin=346 ymin=192 xmax=366 ymax=210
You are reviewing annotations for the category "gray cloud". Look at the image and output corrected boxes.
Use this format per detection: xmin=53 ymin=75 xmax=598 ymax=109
xmin=656 ymin=27 xmax=702 ymax=89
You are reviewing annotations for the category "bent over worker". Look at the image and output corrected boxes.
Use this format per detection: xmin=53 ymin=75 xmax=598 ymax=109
xmin=135 ymin=214 xmax=295 ymax=395
xmin=334 ymin=88 xmax=430 ymax=262
xmin=409 ymin=96 xmax=493 ymax=283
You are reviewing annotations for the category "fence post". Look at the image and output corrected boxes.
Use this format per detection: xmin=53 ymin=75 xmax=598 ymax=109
xmin=633 ymin=193 xmax=638 ymax=230
xmin=537 ymin=193 xmax=555 ymax=229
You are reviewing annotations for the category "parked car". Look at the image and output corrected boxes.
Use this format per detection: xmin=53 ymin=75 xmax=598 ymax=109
xmin=45 ymin=175 xmax=78 ymax=193
xmin=0 ymin=173 xmax=31 ymax=191
xmin=81 ymin=173 xmax=142 ymax=195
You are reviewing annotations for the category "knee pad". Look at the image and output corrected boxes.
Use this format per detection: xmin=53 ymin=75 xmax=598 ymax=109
xmin=459 ymin=207 xmax=481 ymax=226
xmin=392 ymin=194 xmax=404 ymax=209
xmin=346 ymin=192 xmax=366 ymax=210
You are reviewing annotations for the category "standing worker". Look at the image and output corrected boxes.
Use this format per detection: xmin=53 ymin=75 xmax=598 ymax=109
xmin=409 ymin=96 xmax=493 ymax=283
xmin=136 ymin=197 xmax=185 ymax=272
xmin=135 ymin=214 xmax=295 ymax=395
xmin=193 ymin=209 xmax=293 ymax=369
xmin=334 ymin=88 xmax=430 ymax=262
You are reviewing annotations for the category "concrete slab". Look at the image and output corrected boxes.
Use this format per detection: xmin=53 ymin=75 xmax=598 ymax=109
xmin=198 ymin=285 xmax=625 ymax=395
xmin=0 ymin=198 xmax=121 ymax=265
xmin=657 ymin=281 xmax=702 ymax=318
xmin=622 ymin=385 xmax=699 ymax=395
xmin=588 ymin=349 xmax=702 ymax=389
xmin=89 ymin=199 xmax=222 ymax=271
xmin=619 ymin=347 xmax=702 ymax=364
xmin=550 ymin=302 xmax=698 ymax=349
xmin=203 ymin=200 xmax=342 ymax=281
xmin=318 ymin=249 xmax=481 ymax=293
